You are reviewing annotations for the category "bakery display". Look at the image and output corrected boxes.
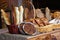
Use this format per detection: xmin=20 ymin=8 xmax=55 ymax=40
xmin=14 ymin=7 xmax=19 ymax=25
xmin=19 ymin=6 xmax=24 ymax=23
xmin=1 ymin=1 xmax=60 ymax=37
xmin=1 ymin=5 xmax=24 ymax=34
xmin=1 ymin=1 xmax=60 ymax=40
xmin=35 ymin=9 xmax=44 ymax=18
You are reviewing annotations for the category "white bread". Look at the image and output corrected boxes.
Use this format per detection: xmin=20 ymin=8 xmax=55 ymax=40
xmin=14 ymin=7 xmax=20 ymax=25
xmin=19 ymin=6 xmax=24 ymax=23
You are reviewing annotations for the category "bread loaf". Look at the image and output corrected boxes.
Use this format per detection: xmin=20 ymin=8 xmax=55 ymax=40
xmin=41 ymin=17 xmax=49 ymax=26
xmin=35 ymin=9 xmax=44 ymax=18
xmin=35 ymin=18 xmax=44 ymax=27
xmin=24 ymin=1 xmax=35 ymax=19
xmin=1 ymin=9 xmax=11 ymax=25
xmin=19 ymin=6 xmax=24 ymax=23
xmin=14 ymin=7 xmax=20 ymax=25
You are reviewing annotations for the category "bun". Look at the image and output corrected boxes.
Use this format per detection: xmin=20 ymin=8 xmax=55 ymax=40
xmin=35 ymin=18 xmax=44 ymax=27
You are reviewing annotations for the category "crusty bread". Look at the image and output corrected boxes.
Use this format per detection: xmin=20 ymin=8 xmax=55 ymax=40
xmin=35 ymin=18 xmax=44 ymax=27
xmin=14 ymin=7 xmax=20 ymax=25
xmin=19 ymin=6 xmax=24 ymax=23
xmin=1 ymin=9 xmax=11 ymax=25
xmin=53 ymin=11 xmax=60 ymax=19
xmin=13 ymin=6 xmax=24 ymax=24
xmin=35 ymin=9 xmax=44 ymax=18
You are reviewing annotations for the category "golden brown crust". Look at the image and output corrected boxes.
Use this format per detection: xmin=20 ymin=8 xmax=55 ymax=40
xmin=1 ymin=9 xmax=11 ymax=25
xmin=40 ymin=17 xmax=49 ymax=26
xmin=35 ymin=9 xmax=44 ymax=18
xmin=51 ymin=11 xmax=60 ymax=19
xmin=35 ymin=18 xmax=44 ymax=27
xmin=24 ymin=18 xmax=49 ymax=27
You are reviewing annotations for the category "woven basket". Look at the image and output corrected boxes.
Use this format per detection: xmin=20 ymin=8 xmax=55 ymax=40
xmin=35 ymin=24 xmax=60 ymax=33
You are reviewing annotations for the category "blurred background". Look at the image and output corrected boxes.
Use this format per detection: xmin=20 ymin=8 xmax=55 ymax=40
xmin=33 ymin=0 xmax=60 ymax=10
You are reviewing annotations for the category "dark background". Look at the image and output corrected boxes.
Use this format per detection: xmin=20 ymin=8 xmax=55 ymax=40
xmin=33 ymin=0 xmax=60 ymax=10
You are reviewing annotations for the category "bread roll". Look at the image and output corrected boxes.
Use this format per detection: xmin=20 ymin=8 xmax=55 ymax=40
xmin=41 ymin=17 xmax=49 ymax=26
xmin=53 ymin=11 xmax=60 ymax=19
xmin=35 ymin=9 xmax=44 ymax=18
xmin=35 ymin=18 xmax=44 ymax=27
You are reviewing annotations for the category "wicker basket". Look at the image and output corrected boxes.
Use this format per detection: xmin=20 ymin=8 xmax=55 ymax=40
xmin=35 ymin=24 xmax=60 ymax=33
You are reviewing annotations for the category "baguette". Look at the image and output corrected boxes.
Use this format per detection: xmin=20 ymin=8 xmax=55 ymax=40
xmin=19 ymin=6 xmax=24 ymax=23
xmin=1 ymin=9 xmax=11 ymax=25
xmin=14 ymin=7 xmax=20 ymax=25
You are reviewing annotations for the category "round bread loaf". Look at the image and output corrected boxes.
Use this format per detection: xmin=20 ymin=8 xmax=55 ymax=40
xmin=19 ymin=22 xmax=36 ymax=35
